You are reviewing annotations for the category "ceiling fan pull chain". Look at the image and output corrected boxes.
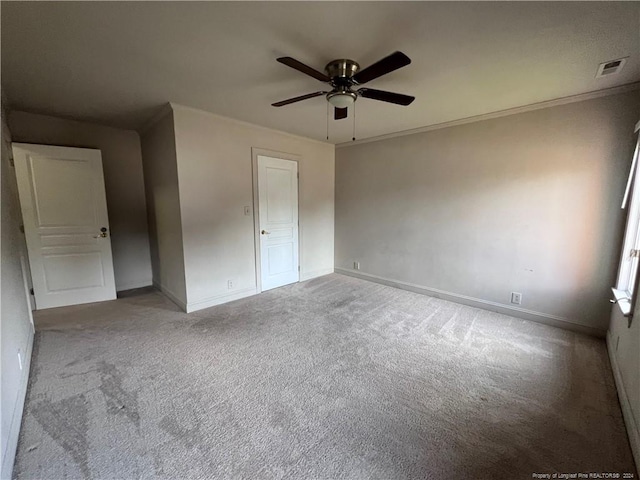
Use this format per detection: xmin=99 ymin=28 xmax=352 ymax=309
xmin=352 ymin=102 xmax=356 ymax=141
xmin=326 ymin=101 xmax=329 ymax=140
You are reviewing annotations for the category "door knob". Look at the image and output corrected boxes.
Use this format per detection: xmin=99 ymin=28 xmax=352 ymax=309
xmin=94 ymin=227 xmax=108 ymax=238
xmin=261 ymin=230 xmax=270 ymax=235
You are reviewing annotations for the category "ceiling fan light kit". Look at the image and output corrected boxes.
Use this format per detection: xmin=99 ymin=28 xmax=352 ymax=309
xmin=327 ymin=89 xmax=357 ymax=108
xmin=272 ymin=51 xmax=415 ymax=139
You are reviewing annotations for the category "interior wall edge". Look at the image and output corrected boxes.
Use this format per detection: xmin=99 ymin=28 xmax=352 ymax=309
xmin=606 ymin=331 xmax=640 ymax=468
xmin=152 ymin=280 xmax=187 ymax=312
xmin=0 ymin=329 xmax=33 ymax=480
xmin=335 ymin=269 xmax=606 ymax=338
xmin=141 ymin=110 xmax=188 ymax=305
xmin=138 ymin=102 xmax=173 ymax=136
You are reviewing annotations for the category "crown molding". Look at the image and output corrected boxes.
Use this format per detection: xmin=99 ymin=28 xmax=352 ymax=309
xmin=169 ymin=102 xmax=333 ymax=147
xmin=337 ymin=82 xmax=640 ymax=149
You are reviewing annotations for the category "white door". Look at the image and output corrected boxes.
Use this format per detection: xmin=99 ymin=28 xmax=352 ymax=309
xmin=257 ymin=155 xmax=299 ymax=291
xmin=12 ymin=143 xmax=117 ymax=309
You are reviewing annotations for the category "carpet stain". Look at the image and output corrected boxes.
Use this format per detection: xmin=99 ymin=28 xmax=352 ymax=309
xmin=332 ymin=296 xmax=356 ymax=310
xmin=190 ymin=315 xmax=230 ymax=333
xmin=31 ymin=394 xmax=91 ymax=478
xmin=159 ymin=415 xmax=202 ymax=449
xmin=14 ymin=274 xmax=637 ymax=479
xmin=97 ymin=361 xmax=140 ymax=428
xmin=64 ymin=353 xmax=95 ymax=368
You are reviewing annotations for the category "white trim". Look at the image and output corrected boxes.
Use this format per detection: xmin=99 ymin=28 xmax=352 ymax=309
xmin=152 ymin=280 xmax=187 ymax=311
xmin=116 ymin=279 xmax=153 ymax=292
xmin=300 ymin=268 xmax=334 ymax=282
xmin=616 ymin=131 xmax=640 ymax=314
xmin=621 ymin=134 xmax=640 ymax=209
xmin=335 ymin=268 xmax=606 ymax=338
xmin=337 ymin=82 xmax=640 ymax=148
xmin=185 ymin=287 xmax=257 ymax=313
xmin=611 ymin=288 xmax=632 ymax=317
xmin=171 ymin=103 xmax=331 ymax=146
xmin=606 ymin=331 xmax=640 ymax=468
xmin=20 ymin=255 xmax=34 ymax=330
xmin=1 ymin=330 xmax=34 ymax=480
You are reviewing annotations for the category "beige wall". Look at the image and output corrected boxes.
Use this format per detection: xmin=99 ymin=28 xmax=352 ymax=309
xmin=336 ymin=91 xmax=640 ymax=334
xmin=1 ymin=109 xmax=34 ymax=479
xmin=171 ymin=104 xmax=335 ymax=311
xmin=140 ymin=110 xmax=187 ymax=306
xmin=7 ymin=111 xmax=152 ymax=291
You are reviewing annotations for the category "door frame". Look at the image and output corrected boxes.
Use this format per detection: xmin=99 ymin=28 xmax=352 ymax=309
xmin=251 ymin=148 xmax=302 ymax=293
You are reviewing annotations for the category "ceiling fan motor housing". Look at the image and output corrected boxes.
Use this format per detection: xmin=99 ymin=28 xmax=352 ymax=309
xmin=325 ymin=59 xmax=360 ymax=86
xmin=325 ymin=59 xmax=360 ymax=107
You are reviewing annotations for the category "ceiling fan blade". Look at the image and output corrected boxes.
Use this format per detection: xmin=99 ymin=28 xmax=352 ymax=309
xmin=277 ymin=57 xmax=330 ymax=82
xmin=358 ymin=88 xmax=415 ymax=106
xmin=353 ymin=51 xmax=411 ymax=84
xmin=334 ymin=107 xmax=348 ymax=120
xmin=272 ymin=91 xmax=327 ymax=107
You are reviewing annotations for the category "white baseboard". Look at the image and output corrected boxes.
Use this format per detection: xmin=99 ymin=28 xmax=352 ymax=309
xmin=606 ymin=331 xmax=640 ymax=469
xmin=152 ymin=280 xmax=187 ymax=311
xmin=116 ymin=278 xmax=153 ymax=292
xmin=300 ymin=268 xmax=334 ymax=282
xmin=186 ymin=287 xmax=257 ymax=313
xmin=335 ymin=268 xmax=606 ymax=338
xmin=1 ymin=330 xmax=34 ymax=480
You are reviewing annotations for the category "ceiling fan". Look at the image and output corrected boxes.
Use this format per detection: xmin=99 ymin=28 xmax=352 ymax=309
xmin=272 ymin=51 xmax=415 ymax=120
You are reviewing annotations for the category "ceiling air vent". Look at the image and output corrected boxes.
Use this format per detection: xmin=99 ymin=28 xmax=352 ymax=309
xmin=596 ymin=57 xmax=628 ymax=78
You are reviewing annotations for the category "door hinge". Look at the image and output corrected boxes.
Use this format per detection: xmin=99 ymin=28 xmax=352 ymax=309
xmin=29 ymin=288 xmax=34 ymax=295
xmin=297 ymin=172 xmax=299 ymax=179
xmin=19 ymin=224 xmax=24 ymax=233
xmin=298 ymin=265 xmax=300 ymax=272
xmin=631 ymin=249 xmax=640 ymax=258
xmin=9 ymin=155 xmax=14 ymax=167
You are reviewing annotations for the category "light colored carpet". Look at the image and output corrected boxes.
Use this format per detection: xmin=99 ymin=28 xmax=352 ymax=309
xmin=13 ymin=274 xmax=636 ymax=479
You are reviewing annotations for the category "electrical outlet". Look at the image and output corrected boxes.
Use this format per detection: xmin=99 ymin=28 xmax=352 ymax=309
xmin=227 ymin=280 xmax=234 ymax=289
xmin=17 ymin=349 xmax=23 ymax=370
xmin=353 ymin=261 xmax=360 ymax=270
xmin=511 ymin=292 xmax=522 ymax=305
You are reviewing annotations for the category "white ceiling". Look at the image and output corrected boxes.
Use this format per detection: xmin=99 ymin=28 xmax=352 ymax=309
xmin=2 ymin=2 xmax=639 ymax=145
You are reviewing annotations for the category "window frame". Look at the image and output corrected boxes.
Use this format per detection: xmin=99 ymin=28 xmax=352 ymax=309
xmin=613 ymin=125 xmax=640 ymax=318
